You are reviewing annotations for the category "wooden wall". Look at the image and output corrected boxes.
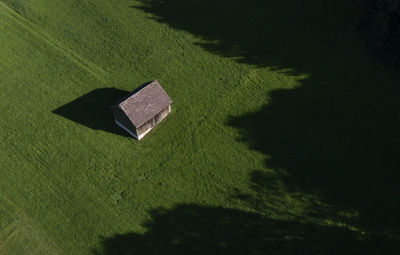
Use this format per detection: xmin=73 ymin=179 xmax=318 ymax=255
xmin=136 ymin=105 xmax=171 ymax=137
xmin=136 ymin=117 xmax=155 ymax=136
xmin=154 ymin=105 xmax=171 ymax=125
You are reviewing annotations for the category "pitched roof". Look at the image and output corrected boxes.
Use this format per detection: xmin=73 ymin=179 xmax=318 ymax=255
xmin=116 ymin=80 xmax=172 ymax=127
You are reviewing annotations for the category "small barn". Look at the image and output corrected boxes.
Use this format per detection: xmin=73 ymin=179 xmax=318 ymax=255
xmin=111 ymin=80 xmax=172 ymax=140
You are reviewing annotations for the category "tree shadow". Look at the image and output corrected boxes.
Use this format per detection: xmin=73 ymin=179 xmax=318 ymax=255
xmin=134 ymin=0 xmax=357 ymax=70
xmin=94 ymin=204 xmax=399 ymax=255
xmin=228 ymin=76 xmax=400 ymax=235
xmin=53 ymin=88 xmax=130 ymax=137
xmin=133 ymin=0 xmax=400 ymax=239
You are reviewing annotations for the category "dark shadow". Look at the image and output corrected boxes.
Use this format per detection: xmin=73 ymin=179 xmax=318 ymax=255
xmin=133 ymin=0 xmax=400 ymax=240
xmin=53 ymin=88 xmax=130 ymax=137
xmin=94 ymin=204 xmax=399 ymax=255
xmin=133 ymin=0 xmax=357 ymax=70
xmin=228 ymin=78 xmax=400 ymax=235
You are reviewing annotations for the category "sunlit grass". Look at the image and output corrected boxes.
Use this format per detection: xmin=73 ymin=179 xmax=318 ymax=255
xmin=1 ymin=0 xmax=399 ymax=254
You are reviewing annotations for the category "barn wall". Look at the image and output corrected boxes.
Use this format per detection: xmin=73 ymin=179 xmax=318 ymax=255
xmin=111 ymin=106 xmax=137 ymax=136
xmin=136 ymin=105 xmax=171 ymax=138
xmin=136 ymin=117 xmax=155 ymax=137
xmin=154 ymin=105 xmax=171 ymax=125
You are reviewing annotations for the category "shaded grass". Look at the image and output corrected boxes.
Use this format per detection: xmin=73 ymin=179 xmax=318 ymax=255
xmin=95 ymin=204 xmax=399 ymax=255
xmin=135 ymin=0 xmax=400 ymax=240
xmin=53 ymin=88 xmax=130 ymax=137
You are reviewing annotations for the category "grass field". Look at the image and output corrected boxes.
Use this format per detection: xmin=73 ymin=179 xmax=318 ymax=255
xmin=1 ymin=0 xmax=400 ymax=254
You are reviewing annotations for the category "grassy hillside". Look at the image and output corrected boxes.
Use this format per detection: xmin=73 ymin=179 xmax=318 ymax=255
xmin=0 ymin=0 xmax=399 ymax=254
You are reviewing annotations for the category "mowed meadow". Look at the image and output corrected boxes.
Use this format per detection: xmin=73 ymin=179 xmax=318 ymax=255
xmin=1 ymin=0 xmax=400 ymax=254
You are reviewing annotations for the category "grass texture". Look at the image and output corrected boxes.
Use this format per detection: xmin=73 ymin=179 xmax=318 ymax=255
xmin=0 ymin=0 xmax=399 ymax=254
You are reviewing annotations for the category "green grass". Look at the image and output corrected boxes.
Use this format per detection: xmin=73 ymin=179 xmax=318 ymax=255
xmin=0 ymin=0 xmax=399 ymax=254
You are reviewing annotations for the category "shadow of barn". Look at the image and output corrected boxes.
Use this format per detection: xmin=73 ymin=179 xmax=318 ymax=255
xmin=53 ymin=88 xmax=130 ymax=137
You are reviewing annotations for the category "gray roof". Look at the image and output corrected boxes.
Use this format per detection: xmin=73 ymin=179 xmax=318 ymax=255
xmin=117 ymin=80 xmax=172 ymax=127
